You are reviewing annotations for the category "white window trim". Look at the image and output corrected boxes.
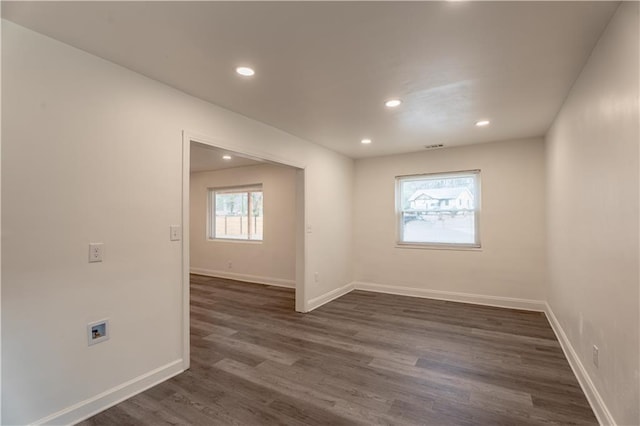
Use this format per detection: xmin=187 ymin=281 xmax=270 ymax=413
xmin=208 ymin=184 xmax=264 ymax=242
xmin=395 ymin=170 xmax=481 ymax=250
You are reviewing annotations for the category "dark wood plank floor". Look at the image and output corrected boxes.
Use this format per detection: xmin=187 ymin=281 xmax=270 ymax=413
xmin=79 ymin=275 xmax=597 ymax=425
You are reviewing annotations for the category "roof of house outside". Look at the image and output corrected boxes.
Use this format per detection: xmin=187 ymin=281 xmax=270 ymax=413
xmin=409 ymin=188 xmax=472 ymax=202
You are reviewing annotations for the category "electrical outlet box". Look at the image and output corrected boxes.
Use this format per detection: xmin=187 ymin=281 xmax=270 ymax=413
xmin=88 ymin=243 xmax=104 ymax=263
xmin=88 ymin=319 xmax=109 ymax=346
xmin=592 ymin=345 xmax=599 ymax=368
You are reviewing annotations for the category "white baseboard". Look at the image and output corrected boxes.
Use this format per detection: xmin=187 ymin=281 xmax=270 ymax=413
xmin=32 ymin=359 xmax=184 ymax=426
xmin=544 ymin=303 xmax=615 ymax=426
xmin=352 ymin=281 xmax=546 ymax=312
xmin=306 ymin=282 xmax=354 ymax=312
xmin=190 ymin=268 xmax=295 ymax=288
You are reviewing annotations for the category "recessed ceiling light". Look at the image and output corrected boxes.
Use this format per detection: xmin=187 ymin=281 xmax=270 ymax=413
xmin=222 ymin=155 xmax=232 ymax=160
xmin=235 ymin=67 xmax=255 ymax=77
xmin=361 ymin=138 xmax=372 ymax=144
xmin=385 ymin=99 xmax=402 ymax=108
xmin=475 ymin=120 xmax=490 ymax=127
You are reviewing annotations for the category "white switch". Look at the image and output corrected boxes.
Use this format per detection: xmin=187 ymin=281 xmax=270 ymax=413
xmin=89 ymin=243 xmax=104 ymax=263
xmin=170 ymin=225 xmax=181 ymax=241
xmin=306 ymin=225 xmax=312 ymax=234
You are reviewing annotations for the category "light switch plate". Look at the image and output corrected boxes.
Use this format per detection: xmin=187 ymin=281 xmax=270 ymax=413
xmin=170 ymin=225 xmax=181 ymax=241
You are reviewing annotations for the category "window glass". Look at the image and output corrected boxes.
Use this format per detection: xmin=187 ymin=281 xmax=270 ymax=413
xmin=209 ymin=186 xmax=263 ymax=241
xmin=397 ymin=171 xmax=480 ymax=247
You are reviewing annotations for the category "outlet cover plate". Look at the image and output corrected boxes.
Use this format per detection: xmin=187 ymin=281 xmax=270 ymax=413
xmin=88 ymin=243 xmax=104 ymax=263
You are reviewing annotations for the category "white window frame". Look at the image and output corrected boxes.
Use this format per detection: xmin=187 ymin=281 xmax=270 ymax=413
xmin=208 ymin=184 xmax=263 ymax=242
xmin=395 ymin=170 xmax=481 ymax=249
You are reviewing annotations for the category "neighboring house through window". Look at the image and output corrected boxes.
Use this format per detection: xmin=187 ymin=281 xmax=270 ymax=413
xmin=208 ymin=185 xmax=263 ymax=241
xmin=396 ymin=171 xmax=480 ymax=248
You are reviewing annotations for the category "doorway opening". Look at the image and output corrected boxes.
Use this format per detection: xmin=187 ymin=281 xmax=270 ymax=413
xmin=181 ymin=132 xmax=306 ymax=368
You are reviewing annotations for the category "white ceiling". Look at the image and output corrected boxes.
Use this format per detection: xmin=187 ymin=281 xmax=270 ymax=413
xmin=3 ymin=1 xmax=619 ymax=158
xmin=190 ymin=143 xmax=264 ymax=173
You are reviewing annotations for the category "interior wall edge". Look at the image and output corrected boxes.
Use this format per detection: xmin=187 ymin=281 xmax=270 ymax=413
xmin=190 ymin=268 xmax=295 ymax=289
xmin=0 ymin=10 xmax=4 ymax=426
xmin=305 ymin=282 xmax=355 ymax=312
xmin=352 ymin=281 xmax=546 ymax=312
xmin=544 ymin=302 xmax=616 ymax=426
xmin=185 ymin=130 xmax=307 ymax=171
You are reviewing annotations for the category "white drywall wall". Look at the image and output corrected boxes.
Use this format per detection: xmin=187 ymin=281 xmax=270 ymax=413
xmin=545 ymin=3 xmax=639 ymax=424
xmin=1 ymin=21 xmax=353 ymax=425
xmin=353 ymin=138 xmax=546 ymax=302
xmin=190 ymin=164 xmax=297 ymax=285
xmin=0 ymin=11 xmax=3 ymax=424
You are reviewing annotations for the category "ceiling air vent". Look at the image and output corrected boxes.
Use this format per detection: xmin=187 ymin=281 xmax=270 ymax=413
xmin=424 ymin=144 xmax=444 ymax=150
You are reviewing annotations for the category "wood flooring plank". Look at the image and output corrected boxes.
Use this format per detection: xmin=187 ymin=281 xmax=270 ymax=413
xmin=255 ymin=359 xmax=396 ymax=417
xmin=369 ymin=357 xmax=534 ymax=407
xmin=79 ymin=406 xmax=140 ymax=426
xmin=217 ymin=359 xmax=340 ymax=408
xmin=204 ymin=334 xmax=300 ymax=366
xmin=190 ymin=317 xmax=238 ymax=337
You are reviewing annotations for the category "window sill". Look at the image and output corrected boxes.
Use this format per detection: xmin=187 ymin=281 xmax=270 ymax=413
xmin=395 ymin=243 xmax=482 ymax=252
xmin=208 ymin=238 xmax=263 ymax=245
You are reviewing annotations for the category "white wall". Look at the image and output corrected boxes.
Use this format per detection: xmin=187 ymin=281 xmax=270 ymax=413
xmin=190 ymin=164 xmax=297 ymax=286
xmin=0 ymin=12 xmax=3 ymax=425
xmin=1 ymin=21 xmax=354 ymax=425
xmin=545 ymin=3 xmax=639 ymax=425
xmin=354 ymin=138 xmax=546 ymax=304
